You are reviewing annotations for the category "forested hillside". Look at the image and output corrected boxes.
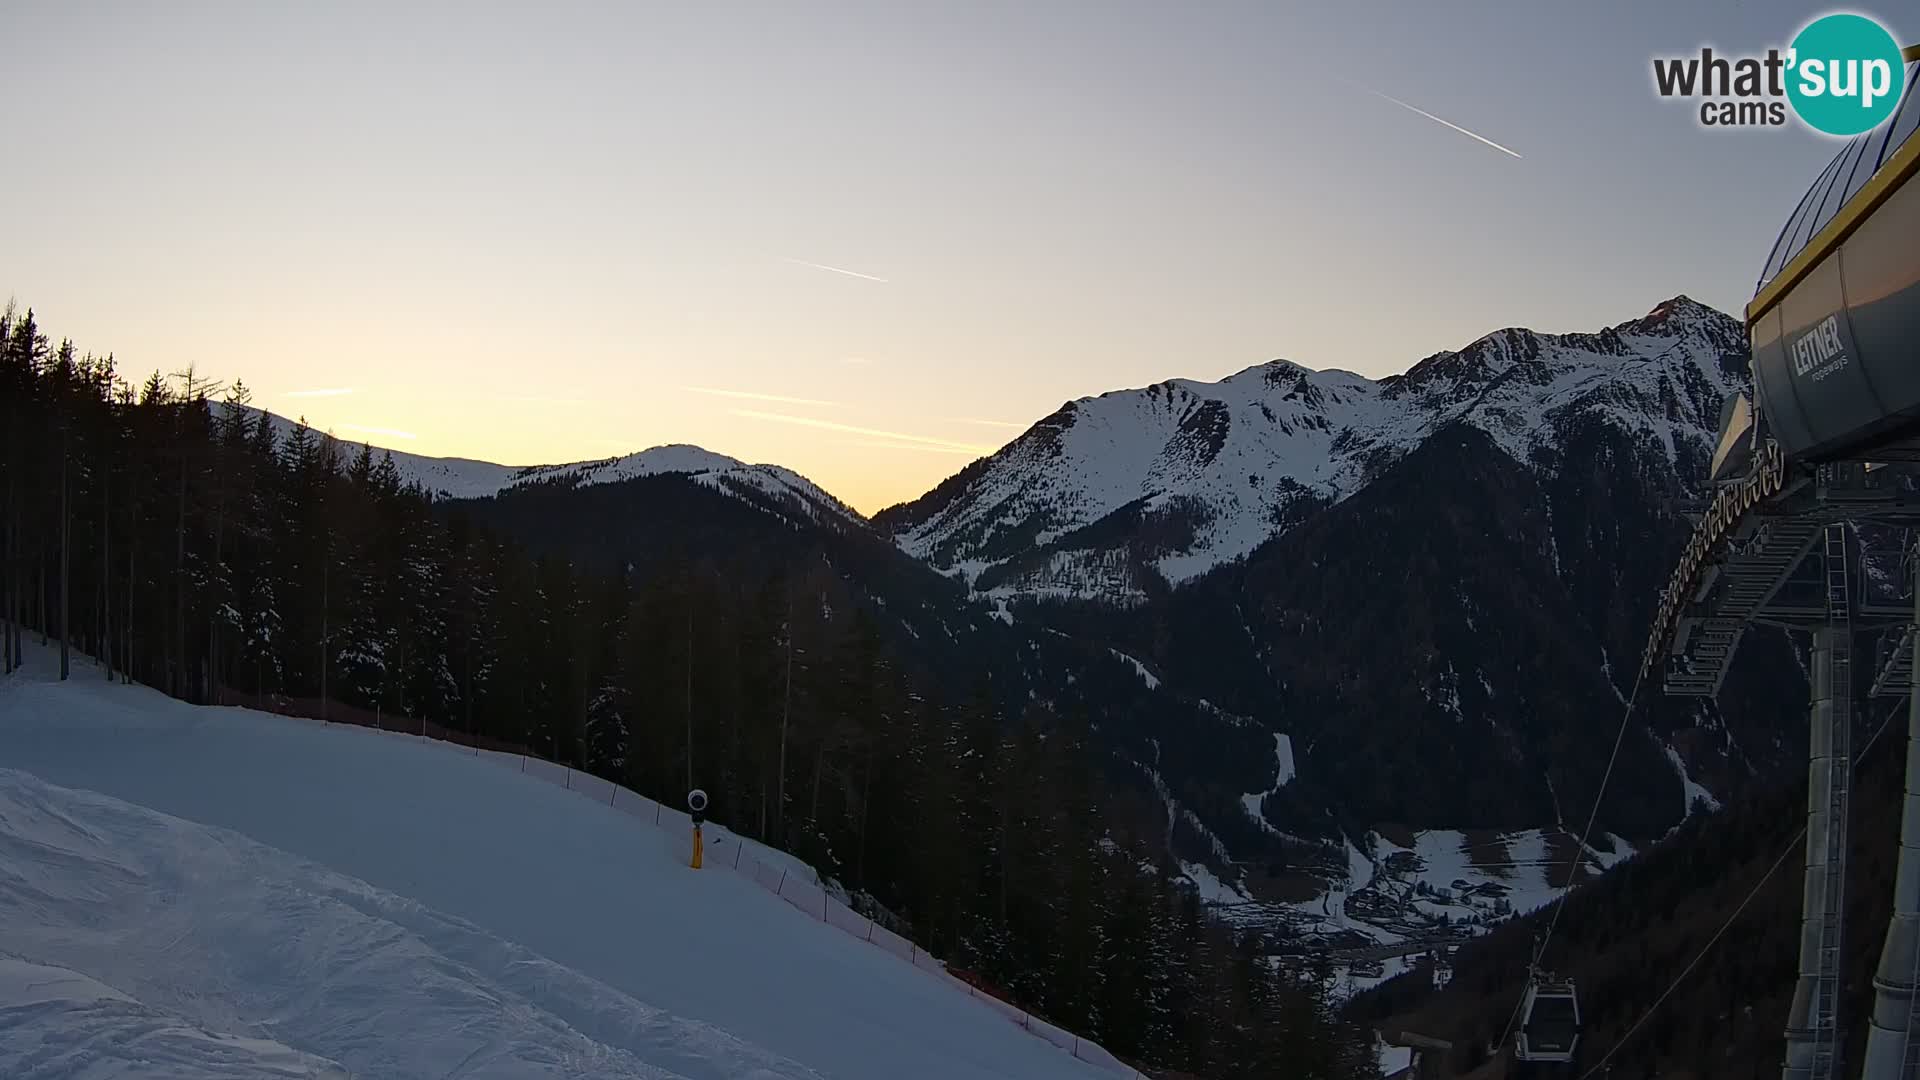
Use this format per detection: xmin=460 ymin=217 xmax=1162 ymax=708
xmin=1346 ymin=695 xmax=1914 ymax=1079
xmin=0 ymin=305 xmax=1376 ymax=1080
xmin=878 ymin=298 xmax=1804 ymax=871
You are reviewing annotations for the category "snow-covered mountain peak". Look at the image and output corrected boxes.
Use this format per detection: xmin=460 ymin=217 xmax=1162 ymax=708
xmin=1627 ymin=293 xmax=1722 ymax=334
xmin=235 ymin=407 xmax=861 ymax=527
xmin=513 ymin=444 xmax=863 ymax=526
xmin=1232 ymin=357 xmax=1317 ymax=385
xmin=604 ymin=443 xmax=745 ymax=474
xmin=877 ymin=299 xmax=1747 ymax=601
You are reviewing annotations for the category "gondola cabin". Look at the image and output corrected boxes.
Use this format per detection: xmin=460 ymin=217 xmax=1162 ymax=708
xmin=1515 ymin=977 xmax=1580 ymax=1064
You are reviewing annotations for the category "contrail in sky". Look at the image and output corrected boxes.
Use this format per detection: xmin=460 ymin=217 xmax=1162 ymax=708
xmin=685 ymin=386 xmax=842 ymax=407
xmin=837 ymin=440 xmax=984 ymax=456
xmin=340 ymin=423 xmax=418 ymax=441
xmin=778 ymin=256 xmax=889 ymax=283
xmin=731 ymin=409 xmax=995 ymax=454
xmin=951 ymin=417 xmax=1027 ymax=429
xmin=1363 ymin=87 xmax=1523 ymax=159
xmin=493 ymin=393 xmax=590 ymax=406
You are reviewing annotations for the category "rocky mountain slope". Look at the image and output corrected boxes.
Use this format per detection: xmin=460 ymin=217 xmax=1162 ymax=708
xmin=872 ymin=296 xmax=1804 ymax=925
xmin=876 ymin=297 xmax=1748 ymax=603
xmin=263 ymin=297 xmax=1805 ymax=934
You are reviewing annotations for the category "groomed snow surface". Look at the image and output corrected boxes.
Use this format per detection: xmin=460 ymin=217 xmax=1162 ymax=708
xmin=0 ymin=645 xmax=1108 ymax=1079
xmin=0 ymin=956 xmax=349 ymax=1079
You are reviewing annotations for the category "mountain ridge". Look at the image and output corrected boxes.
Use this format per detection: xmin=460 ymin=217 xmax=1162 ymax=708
xmin=874 ymin=295 xmax=1746 ymax=604
xmin=253 ymin=294 xmax=1744 ymax=591
xmin=235 ymin=297 xmax=1789 ymax=929
xmin=238 ymin=406 xmax=862 ymax=529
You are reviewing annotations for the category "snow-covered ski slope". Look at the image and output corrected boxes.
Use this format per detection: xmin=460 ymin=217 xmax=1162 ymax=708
xmin=0 ymin=770 xmax=815 ymax=1079
xmin=0 ymin=646 xmax=1111 ymax=1080
xmin=0 ymin=953 xmax=352 ymax=1079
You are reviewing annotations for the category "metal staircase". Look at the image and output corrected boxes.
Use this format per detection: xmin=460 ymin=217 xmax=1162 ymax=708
xmin=1873 ymin=624 xmax=1917 ymax=698
xmin=1643 ymin=462 xmax=1920 ymax=1080
xmin=1662 ymin=462 xmax=1920 ymax=699
xmin=1665 ymin=518 xmax=1826 ymax=696
xmin=1645 ymin=460 xmax=1920 ymax=1080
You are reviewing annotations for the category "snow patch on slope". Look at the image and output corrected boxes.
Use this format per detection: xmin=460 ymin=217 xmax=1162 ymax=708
xmin=1346 ymin=834 xmax=1375 ymax=894
xmin=1108 ymin=649 xmax=1161 ymax=690
xmin=1238 ymin=733 xmax=1297 ymax=835
xmin=1140 ymin=762 xmax=1251 ymax=904
xmin=1665 ymin=744 xmax=1722 ymax=818
xmin=1178 ymin=861 xmax=1252 ymax=905
xmin=1374 ymin=829 xmax=1565 ymax=917
xmin=1272 ymin=733 xmax=1297 ymax=786
xmin=1584 ymin=832 xmax=1638 ymax=870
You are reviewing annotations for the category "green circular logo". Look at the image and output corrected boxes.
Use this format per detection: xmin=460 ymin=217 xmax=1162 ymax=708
xmin=1787 ymin=13 xmax=1906 ymax=136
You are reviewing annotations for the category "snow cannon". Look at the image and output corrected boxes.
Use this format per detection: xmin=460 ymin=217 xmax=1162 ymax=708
xmin=687 ymin=789 xmax=708 ymax=869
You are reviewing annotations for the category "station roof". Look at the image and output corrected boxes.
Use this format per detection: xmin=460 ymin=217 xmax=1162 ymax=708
xmin=1750 ymin=51 xmax=1920 ymax=323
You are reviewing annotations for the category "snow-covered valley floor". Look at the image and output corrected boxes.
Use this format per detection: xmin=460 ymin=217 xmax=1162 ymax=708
xmin=0 ymin=646 xmax=1106 ymax=1079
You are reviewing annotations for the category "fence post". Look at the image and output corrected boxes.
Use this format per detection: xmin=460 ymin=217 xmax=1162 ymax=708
xmin=733 ymin=841 xmax=744 ymax=869
xmin=654 ymin=802 xmax=662 ymax=825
